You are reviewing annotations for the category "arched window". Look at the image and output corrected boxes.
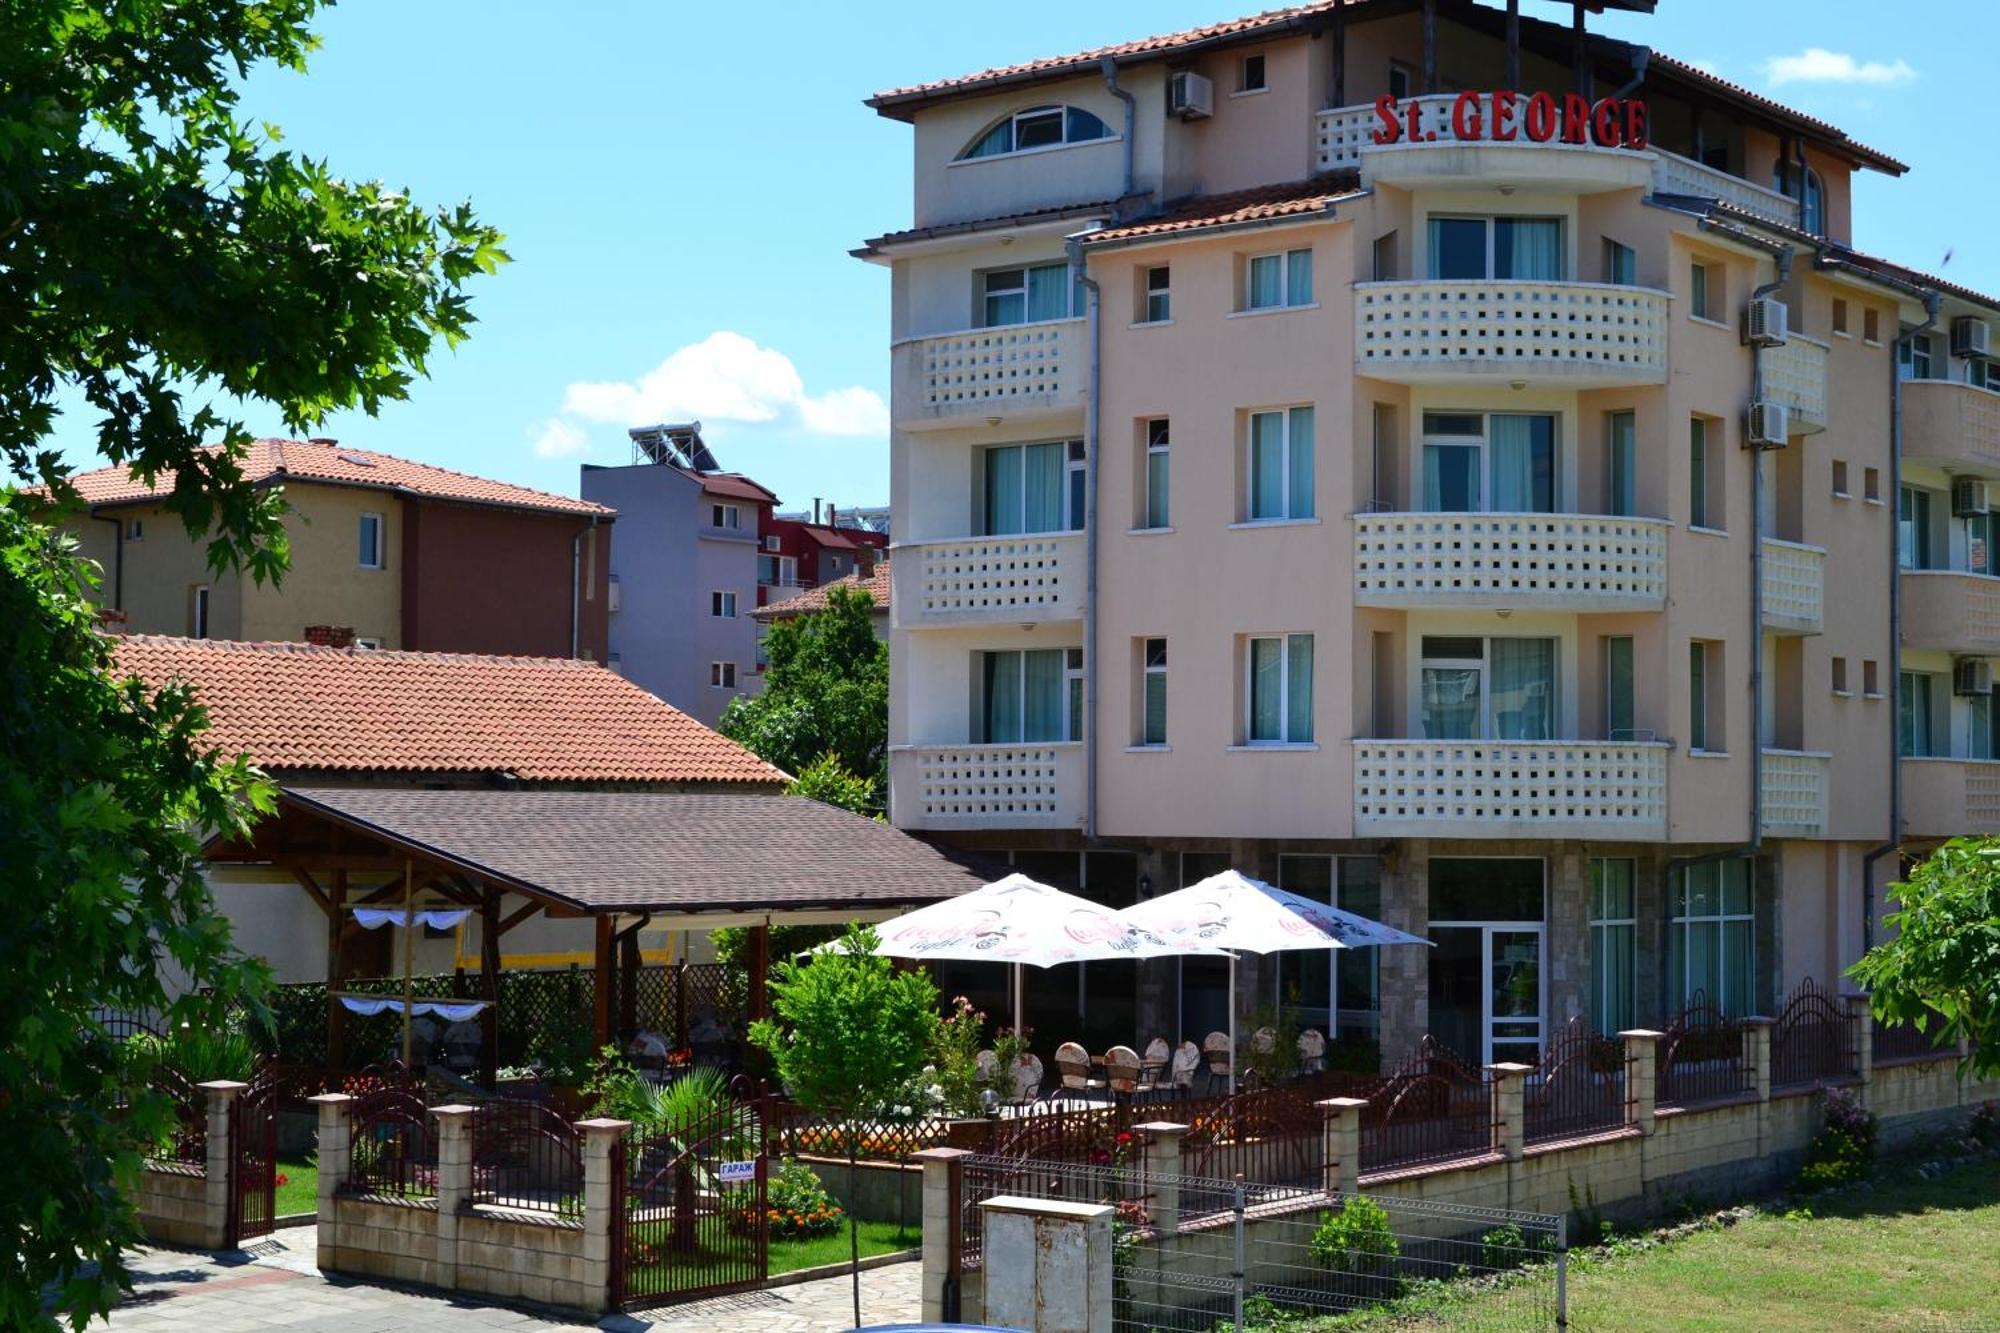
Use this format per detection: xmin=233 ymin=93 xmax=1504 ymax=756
xmin=959 ymin=105 xmax=1112 ymax=160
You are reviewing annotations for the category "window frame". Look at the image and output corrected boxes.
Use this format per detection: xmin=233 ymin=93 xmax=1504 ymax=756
xmin=1899 ymin=670 xmax=1937 ymax=757
xmin=191 ymin=584 xmax=211 ymax=640
xmin=980 ymin=261 xmax=1081 ymax=328
xmin=1238 ymin=53 xmax=1268 ymax=93
xmin=1689 ymin=260 xmax=1718 ymax=322
xmin=1899 ymin=485 xmax=1934 ymax=569
xmin=1244 ymin=247 xmax=1314 ymax=311
xmin=1143 ymin=418 xmax=1171 ymax=529
xmin=1420 ymin=411 xmax=1559 ymax=515
xmin=1689 ymin=640 xmax=1712 ymax=752
xmin=1689 ymin=416 xmax=1716 ymax=530
xmin=956 ymin=104 xmax=1115 ymax=161
xmin=1143 ymin=265 xmax=1171 ymax=324
xmin=710 ymin=661 xmax=738 ymax=690
xmin=977 ymin=647 xmax=1077 ymax=745
xmin=710 ymin=502 xmax=741 ymax=530
xmin=1140 ymin=637 xmax=1168 ymax=747
xmin=1669 ymin=860 xmax=1756 ymax=1016
xmin=1427 ymin=214 xmax=1567 ymax=281
xmin=1604 ymin=635 xmax=1636 ymax=739
xmin=357 ymin=511 xmax=385 ymax=569
xmin=1589 ymin=858 xmax=1638 ymax=1035
xmin=983 ymin=439 xmax=1086 ymax=535
xmin=710 ymin=590 xmax=739 ymax=619
xmin=1246 ymin=406 xmax=1316 ymax=521
xmin=1606 ymin=410 xmax=1636 ymax=516
xmin=1603 ymin=239 xmax=1637 ymax=287
xmin=1246 ymin=632 xmax=1315 ymax=746
xmin=1418 ymin=634 xmax=1560 ymax=741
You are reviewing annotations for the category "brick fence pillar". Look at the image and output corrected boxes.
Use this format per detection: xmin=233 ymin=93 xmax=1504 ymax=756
xmin=1316 ymin=1098 xmax=1366 ymax=1195
xmin=1618 ymin=1030 xmax=1663 ymax=1135
xmin=1844 ymin=993 xmax=1873 ymax=1099
xmin=577 ymin=1117 xmax=630 ymax=1315
xmin=1135 ymin=1122 xmax=1188 ymax=1235
xmin=913 ymin=1146 xmax=970 ymax=1322
xmin=1741 ymin=1017 xmax=1774 ymax=1103
xmin=308 ymin=1093 xmax=352 ymax=1270
xmin=1487 ymin=1063 xmax=1531 ymax=1162
xmin=431 ymin=1105 xmax=477 ymax=1290
xmin=198 ymin=1080 xmax=246 ymax=1249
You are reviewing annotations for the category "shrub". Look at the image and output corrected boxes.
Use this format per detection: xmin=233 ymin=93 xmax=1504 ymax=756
xmin=736 ymin=1159 xmax=843 ymax=1240
xmin=1970 ymin=1099 xmax=2000 ymax=1147
xmin=1480 ymin=1222 xmax=1527 ymax=1271
xmin=1796 ymin=1086 xmax=1878 ymax=1193
xmin=930 ymin=996 xmax=989 ymax=1117
xmin=1310 ymin=1194 xmax=1400 ymax=1278
xmin=129 ymin=1024 xmax=258 ymax=1083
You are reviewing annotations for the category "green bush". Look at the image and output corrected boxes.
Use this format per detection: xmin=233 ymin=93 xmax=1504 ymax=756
xmin=929 ymin=996 xmax=989 ymax=1117
xmin=760 ymin=1159 xmax=844 ymax=1239
xmin=1480 ymin=1222 xmax=1526 ymax=1271
xmin=1310 ymin=1194 xmax=1401 ymax=1278
xmin=1796 ymin=1087 xmax=1878 ymax=1193
xmin=130 ymin=1024 xmax=258 ymax=1083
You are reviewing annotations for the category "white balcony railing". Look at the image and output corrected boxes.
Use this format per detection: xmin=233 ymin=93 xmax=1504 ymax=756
xmin=892 ymin=531 xmax=1083 ymax=627
xmin=1902 ymin=379 xmax=2000 ymax=473
xmin=1355 ymin=281 xmax=1669 ymax=385
xmin=1353 ymin=512 xmax=1668 ymax=612
xmin=1762 ymin=335 xmax=1829 ymax=433
xmin=1760 ymin=538 xmax=1825 ymax=634
xmin=889 ymin=742 xmax=1083 ymax=831
xmin=1760 ymin=749 xmax=1830 ymax=838
xmin=1901 ymin=757 xmax=2000 ymax=839
xmin=1353 ymin=739 xmax=1669 ymax=840
xmin=1317 ymin=96 xmax=1457 ymax=170
xmin=1901 ymin=570 xmax=2000 ymax=655
xmin=1651 ymin=152 xmax=1803 ymax=227
xmin=890 ymin=318 xmax=1085 ymax=429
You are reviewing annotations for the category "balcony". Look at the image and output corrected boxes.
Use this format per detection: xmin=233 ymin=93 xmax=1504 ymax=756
xmin=889 ymin=742 xmax=1084 ymax=831
xmin=891 ymin=532 xmax=1083 ymax=629
xmin=1760 ymin=749 xmax=1830 ymax=838
xmin=1352 ymin=739 xmax=1669 ymax=840
xmin=1761 ymin=539 xmax=1825 ymax=635
xmin=1352 ymin=512 xmax=1667 ymax=612
xmin=1902 ymin=380 xmax=2000 ymax=474
xmin=1355 ymin=281 xmax=1668 ymax=386
xmin=1651 ymin=152 xmax=1803 ymax=228
xmin=1902 ymin=570 xmax=2000 ymax=655
xmin=890 ymin=319 xmax=1085 ymax=431
xmin=1314 ymin=98 xmax=1655 ymax=193
xmin=1762 ymin=335 xmax=1829 ymax=434
xmin=1900 ymin=757 xmax=2000 ymax=839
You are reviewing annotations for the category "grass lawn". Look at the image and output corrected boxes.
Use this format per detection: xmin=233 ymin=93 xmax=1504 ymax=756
xmin=1319 ymin=1154 xmax=2000 ymax=1331
xmin=274 ymin=1159 xmax=317 ymax=1217
xmin=771 ymin=1219 xmax=921 ymax=1274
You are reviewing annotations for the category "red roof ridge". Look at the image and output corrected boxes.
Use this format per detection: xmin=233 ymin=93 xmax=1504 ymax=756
xmin=115 ymin=633 xmax=616 ymax=670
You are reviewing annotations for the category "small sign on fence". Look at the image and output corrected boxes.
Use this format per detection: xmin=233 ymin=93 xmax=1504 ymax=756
xmin=717 ymin=1159 xmax=758 ymax=1183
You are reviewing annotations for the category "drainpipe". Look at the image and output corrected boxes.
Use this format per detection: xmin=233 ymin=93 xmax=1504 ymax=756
xmin=1099 ymin=56 xmax=1135 ymax=201
xmin=1067 ymin=230 xmax=1104 ymax=840
xmin=90 ymin=511 xmax=124 ymax=610
xmin=1611 ymin=47 xmax=1650 ymax=100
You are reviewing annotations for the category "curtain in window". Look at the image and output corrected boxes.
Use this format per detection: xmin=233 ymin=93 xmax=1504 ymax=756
xmin=1251 ymin=413 xmax=1285 ymax=519
xmin=1023 ymin=442 xmax=1064 ymax=531
xmin=1022 ymin=649 xmax=1065 ymax=742
xmin=1421 ymin=667 xmax=1481 ymax=738
xmin=1428 ymin=218 xmax=1486 ymax=280
xmin=1146 ymin=451 xmax=1169 ymax=528
xmin=985 ymin=447 xmax=1023 ymax=535
xmin=1606 ymin=637 xmax=1635 ymax=738
xmin=1026 ymin=264 xmax=1072 ymax=322
xmin=983 ymin=651 xmax=1023 ymax=743
xmin=1144 ymin=672 xmax=1167 ymax=745
xmin=1490 ymin=638 xmax=1556 ymax=739
xmin=1423 ymin=443 xmax=1478 ymax=511
xmin=1286 ymin=249 xmax=1313 ymax=305
xmin=1608 ymin=412 xmax=1636 ymax=516
xmin=1495 ymin=218 xmax=1562 ymax=280
xmin=1287 ymin=407 xmax=1316 ymax=519
xmin=1970 ymin=695 xmax=1993 ymax=760
xmin=1249 ymin=255 xmax=1282 ymax=308
xmin=1721 ymin=919 xmax=1753 ymax=1016
xmin=1286 ymin=635 xmax=1314 ymax=742
xmin=1489 ymin=415 xmax=1554 ymax=512
xmin=1591 ymin=862 xmax=1636 ymax=1033
xmin=1899 ymin=672 xmax=1933 ymax=757
xmin=1250 ymin=638 xmax=1283 ymax=741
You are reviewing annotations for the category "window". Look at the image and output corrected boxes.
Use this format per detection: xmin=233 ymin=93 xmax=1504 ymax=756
xmin=1864 ymin=307 xmax=1881 ymax=345
xmin=1669 ymin=860 xmax=1755 ymax=1016
xmin=1372 ymin=231 xmax=1398 ymax=281
xmin=353 ymin=637 xmax=381 ymax=650
xmin=710 ymin=590 xmax=738 ymax=618
xmin=1420 ymin=636 xmax=1558 ymax=740
xmin=1831 ymin=657 xmax=1849 ymax=695
xmin=982 ymin=262 xmax=1081 ymax=327
xmin=1246 ymin=247 xmax=1313 ymax=310
xmin=125 ymin=518 xmax=144 ymax=541
xmin=1864 ymin=658 xmax=1881 ymax=697
xmin=1969 ymin=688 xmax=1998 ymax=761
xmin=1247 ymin=407 xmax=1315 ymax=520
xmin=1899 ymin=671 xmax=1936 ymax=756
xmin=1421 ymin=412 xmax=1557 ymax=514
xmin=710 ymin=661 xmax=737 ymax=689
xmin=1247 ymin=633 xmax=1314 ymax=744
xmin=1969 ymin=511 xmax=1995 ymax=576
xmin=1689 ymin=417 xmax=1715 ymax=529
xmin=1831 ymin=459 xmax=1849 ymax=497
xmin=1832 ymin=299 xmax=1850 ymax=337
xmin=1388 ymin=62 xmax=1413 ymax=100
xmin=1899 ymin=331 xmax=1935 ymax=380
xmin=357 ymin=512 xmax=384 ymax=569
xmin=1689 ymin=641 xmax=1712 ymax=751
xmin=758 ymin=553 xmax=799 ymax=586
xmin=1140 ymin=638 xmax=1168 ymax=746
xmin=1689 ymin=261 xmax=1716 ymax=321
xmin=1899 ymin=486 xmax=1934 ymax=569
xmin=1801 ymin=169 xmax=1825 ymax=236
xmin=1143 ymin=419 xmax=1171 ymax=529
xmin=1276 ymin=855 xmax=1383 ymax=1042
xmin=1864 ymin=466 xmax=1882 ymax=503
xmin=1065 ymin=648 xmax=1085 ymax=744
xmin=1239 ymin=53 xmax=1267 ymax=92
xmin=984 ymin=440 xmax=1083 ymax=533
xmin=1428 ymin=216 xmax=1564 ymax=280
xmin=190 ymin=585 xmax=210 ymax=640
xmin=1606 ymin=411 xmax=1636 ymax=516
xmin=1604 ymin=636 xmax=1635 ymax=739
xmin=710 ymin=503 xmax=740 ymax=530
xmin=1142 ymin=265 xmax=1171 ymax=323
xmin=959 ymin=104 xmax=1112 ymax=159
xmin=764 ymin=535 xmax=780 ymax=552
xmin=1590 ymin=859 xmax=1637 ymax=1034
xmin=1603 ymin=239 xmax=1637 ymax=287
xmin=978 ymin=648 xmax=1072 ymax=744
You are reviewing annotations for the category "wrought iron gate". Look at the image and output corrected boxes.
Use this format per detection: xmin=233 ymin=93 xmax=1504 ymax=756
xmin=612 ymin=1086 xmax=769 ymax=1309
xmin=226 ymin=1067 xmax=278 ymax=1245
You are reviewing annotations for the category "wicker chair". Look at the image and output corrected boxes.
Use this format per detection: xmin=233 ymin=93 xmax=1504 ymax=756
xmin=1201 ymin=1031 xmax=1232 ymax=1093
xmin=1104 ymin=1045 xmax=1141 ymax=1095
xmin=1055 ymin=1040 xmax=1097 ymax=1093
xmin=1012 ymin=1052 xmax=1044 ymax=1104
xmin=1137 ymin=1038 xmax=1171 ymax=1092
xmin=1169 ymin=1040 xmax=1202 ymax=1092
xmin=1297 ymin=1028 xmax=1327 ymax=1075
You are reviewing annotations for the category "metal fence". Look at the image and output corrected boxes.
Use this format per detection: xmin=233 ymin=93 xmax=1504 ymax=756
xmin=1359 ymin=1038 xmax=1494 ymax=1173
xmin=1771 ymin=978 xmax=1854 ymax=1090
xmin=147 ymin=1065 xmax=208 ymax=1168
xmin=344 ymin=1085 xmax=438 ymax=1201
xmin=1872 ymin=1012 xmax=1947 ymax=1065
xmin=1524 ymin=1020 xmax=1625 ymax=1146
xmin=1657 ymin=998 xmax=1748 ymax=1108
xmin=468 ymin=1098 xmax=584 ymax=1220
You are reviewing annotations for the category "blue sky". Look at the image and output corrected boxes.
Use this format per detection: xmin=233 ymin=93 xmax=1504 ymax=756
xmin=48 ymin=1 xmax=2000 ymax=511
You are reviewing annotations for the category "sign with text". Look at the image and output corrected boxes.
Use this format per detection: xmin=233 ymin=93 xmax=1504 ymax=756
xmin=717 ymin=1159 xmax=758 ymax=1183
xmin=1372 ymin=91 xmax=1649 ymax=151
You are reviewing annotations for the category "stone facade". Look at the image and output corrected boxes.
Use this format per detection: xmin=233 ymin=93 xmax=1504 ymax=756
xmin=135 ymin=1163 xmax=213 ymax=1249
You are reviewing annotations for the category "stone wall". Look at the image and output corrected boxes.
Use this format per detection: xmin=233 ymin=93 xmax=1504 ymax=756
xmin=135 ymin=1163 xmax=212 ymax=1249
xmin=799 ymin=1155 xmax=924 ymax=1227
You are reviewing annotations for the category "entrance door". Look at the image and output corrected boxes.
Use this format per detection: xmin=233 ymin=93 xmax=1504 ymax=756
xmin=1428 ymin=927 xmax=1485 ymax=1064
xmin=1427 ymin=924 xmax=1545 ymax=1066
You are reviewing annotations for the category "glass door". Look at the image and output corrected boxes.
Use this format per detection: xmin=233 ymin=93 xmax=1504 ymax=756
xmin=1490 ymin=930 xmax=1543 ymax=1065
xmin=1428 ymin=927 xmax=1485 ymax=1065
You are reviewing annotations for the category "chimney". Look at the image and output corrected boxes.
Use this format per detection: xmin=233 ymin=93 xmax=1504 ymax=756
xmin=95 ymin=607 xmax=129 ymax=634
xmin=827 ymin=504 xmax=839 ymax=529
xmin=304 ymin=625 xmax=356 ymax=648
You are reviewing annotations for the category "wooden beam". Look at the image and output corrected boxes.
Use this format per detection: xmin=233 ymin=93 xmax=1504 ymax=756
xmin=290 ymin=866 xmax=332 ymax=918
xmin=327 ymin=869 xmax=348 ymax=1073
xmin=592 ymin=915 xmax=614 ymax=1050
xmin=480 ymin=889 xmax=501 ymax=1090
xmin=748 ymin=924 xmax=770 ymax=1027
xmin=1422 ymin=0 xmax=1437 ymax=95
xmin=495 ymin=900 xmax=542 ymax=938
xmin=1506 ymin=0 xmax=1520 ymax=91
xmin=1330 ymin=1 xmax=1345 ymax=108
xmin=618 ymin=925 xmax=640 ymax=1046
xmin=1573 ymin=0 xmax=1588 ymax=98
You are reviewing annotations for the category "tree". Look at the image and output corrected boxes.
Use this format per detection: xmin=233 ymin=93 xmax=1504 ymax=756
xmin=1848 ymin=838 xmax=2000 ymax=1080
xmin=720 ymin=588 xmax=888 ymax=806
xmin=2 ymin=4 xmax=503 ymax=1324
xmin=786 ymin=751 xmax=878 ymax=816
xmin=750 ymin=923 xmax=938 ymax=1327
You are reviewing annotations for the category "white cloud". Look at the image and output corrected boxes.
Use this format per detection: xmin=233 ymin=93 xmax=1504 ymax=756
xmin=530 ymin=418 xmax=588 ymax=459
xmin=1762 ymin=48 xmax=1915 ymax=87
xmin=558 ymin=331 xmax=886 ymax=438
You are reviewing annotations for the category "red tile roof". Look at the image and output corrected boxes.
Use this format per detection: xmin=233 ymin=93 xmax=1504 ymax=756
xmin=1086 ymin=175 xmax=1362 ymax=243
xmin=111 ymin=636 xmax=785 ymax=786
xmin=1647 ymin=53 xmax=1904 ymax=175
xmin=687 ymin=470 xmax=781 ymax=505
xmin=68 ymin=438 xmax=615 ymax=519
xmin=752 ymin=561 xmax=891 ymax=622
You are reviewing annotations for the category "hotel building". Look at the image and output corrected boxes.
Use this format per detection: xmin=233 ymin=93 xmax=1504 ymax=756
xmin=860 ymin=0 xmax=1998 ymax=1067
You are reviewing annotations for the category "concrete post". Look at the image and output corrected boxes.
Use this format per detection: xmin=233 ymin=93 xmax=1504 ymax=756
xmin=1487 ymin=1063 xmax=1531 ymax=1162
xmin=198 ymin=1080 xmax=246 ymax=1249
xmin=979 ymin=1196 xmax=1115 ymax=1333
xmin=913 ymin=1146 xmax=970 ymax=1323
xmin=1844 ymin=993 xmax=1873 ymax=1096
xmin=1741 ymin=1018 xmax=1774 ymax=1103
xmin=1135 ymin=1122 xmax=1188 ymax=1235
xmin=309 ymin=1093 xmax=353 ymax=1270
xmin=431 ymin=1105 xmax=477 ymax=1290
xmin=577 ymin=1117 xmax=630 ymax=1315
xmin=1618 ymin=1030 xmax=1663 ymax=1135
xmin=1316 ymin=1098 xmax=1366 ymax=1195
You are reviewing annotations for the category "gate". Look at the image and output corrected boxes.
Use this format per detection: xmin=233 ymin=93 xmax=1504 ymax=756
xmin=226 ymin=1066 xmax=278 ymax=1245
xmin=612 ymin=1086 xmax=769 ymax=1309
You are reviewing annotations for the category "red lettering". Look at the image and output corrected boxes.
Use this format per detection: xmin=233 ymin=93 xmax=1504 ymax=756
xmin=1561 ymin=93 xmax=1590 ymax=145
xmin=1592 ymin=99 xmax=1625 ymax=148
xmin=1525 ymin=91 xmax=1558 ymax=142
xmin=1450 ymin=90 xmax=1483 ymax=141
xmin=1625 ymin=100 xmax=1649 ymax=149
xmin=1407 ymin=99 xmax=1424 ymax=142
xmin=1493 ymin=89 xmax=1519 ymax=141
xmin=1371 ymin=94 xmax=1401 ymax=144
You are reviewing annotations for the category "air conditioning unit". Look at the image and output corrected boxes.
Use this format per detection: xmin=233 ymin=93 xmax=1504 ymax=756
xmin=1954 ymin=658 xmax=1995 ymax=697
xmin=1952 ymin=316 xmax=1992 ymax=359
xmin=1744 ymin=297 xmax=1789 ymax=348
xmin=1746 ymin=401 xmax=1790 ymax=448
xmin=765 ymin=535 xmax=781 ymax=552
xmin=1168 ymin=70 xmax=1214 ymax=121
xmin=1953 ymin=476 xmax=1991 ymax=517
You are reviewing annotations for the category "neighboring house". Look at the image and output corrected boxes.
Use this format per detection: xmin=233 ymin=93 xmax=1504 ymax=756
xmin=66 ymin=437 xmax=613 ymax=659
xmin=750 ymin=559 xmax=892 ymax=676
xmin=864 ymin=0 xmax=1992 ymax=1062
xmin=760 ymin=512 xmax=890 ymax=602
xmin=775 ymin=503 xmax=892 ymax=536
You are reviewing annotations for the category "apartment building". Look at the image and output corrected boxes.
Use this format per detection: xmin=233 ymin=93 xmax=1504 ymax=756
xmin=67 ymin=437 xmax=613 ymax=659
xmin=863 ymin=0 xmax=1999 ymax=1063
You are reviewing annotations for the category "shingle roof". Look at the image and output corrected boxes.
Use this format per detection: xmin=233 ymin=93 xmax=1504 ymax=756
xmin=68 ymin=438 xmax=615 ymax=519
xmin=112 ymin=636 xmax=783 ymax=786
xmin=279 ymin=786 xmax=992 ymax=913
xmin=752 ymin=561 xmax=891 ymax=622
xmin=1086 ymin=175 xmax=1362 ymax=243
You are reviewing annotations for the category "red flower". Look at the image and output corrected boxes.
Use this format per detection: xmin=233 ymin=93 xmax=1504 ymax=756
xmin=274 ymin=1173 xmax=289 ymax=1187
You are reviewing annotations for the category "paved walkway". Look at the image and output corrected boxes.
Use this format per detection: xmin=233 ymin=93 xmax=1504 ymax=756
xmin=96 ymin=1228 xmax=921 ymax=1332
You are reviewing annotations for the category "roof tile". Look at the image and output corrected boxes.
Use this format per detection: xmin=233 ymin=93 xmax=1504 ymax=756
xmin=1086 ymin=175 xmax=1362 ymax=243
xmin=753 ymin=561 xmax=891 ymax=621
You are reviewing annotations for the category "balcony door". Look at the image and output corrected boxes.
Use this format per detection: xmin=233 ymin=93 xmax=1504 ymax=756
xmin=1421 ymin=413 xmax=1556 ymax=514
xmin=1427 ymin=216 xmax=1564 ymax=281
xmin=1429 ymin=858 xmax=1545 ymax=1066
xmin=978 ymin=648 xmax=1079 ymax=744
xmin=984 ymin=441 xmax=1083 ymax=535
xmin=1419 ymin=636 xmax=1558 ymax=740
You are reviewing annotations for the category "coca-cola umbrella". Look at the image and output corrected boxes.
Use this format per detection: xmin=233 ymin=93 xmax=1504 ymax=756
xmin=870 ymin=872 xmax=1221 ymax=1036
xmin=1119 ymin=869 xmax=1431 ymax=1093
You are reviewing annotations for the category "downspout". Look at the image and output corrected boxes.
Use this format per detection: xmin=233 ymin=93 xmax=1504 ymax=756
xmin=90 ymin=511 xmax=124 ymax=610
xmin=1068 ymin=230 xmax=1104 ymax=840
xmin=1099 ymin=56 xmax=1135 ymax=201
xmin=1612 ymin=47 xmax=1650 ymax=100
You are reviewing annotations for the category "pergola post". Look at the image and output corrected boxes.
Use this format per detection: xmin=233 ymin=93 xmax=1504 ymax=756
xmin=617 ymin=921 xmax=640 ymax=1044
xmin=592 ymin=914 xmax=614 ymax=1050
xmin=1421 ymin=0 xmax=1437 ymax=95
xmin=1506 ymin=0 xmax=1521 ymax=91
xmin=480 ymin=889 xmax=501 ymax=1089
xmin=748 ymin=923 xmax=770 ymax=1026
xmin=328 ymin=869 xmax=348 ymax=1073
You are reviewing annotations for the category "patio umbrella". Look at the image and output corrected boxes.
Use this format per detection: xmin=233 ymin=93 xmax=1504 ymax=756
xmin=1119 ymin=869 xmax=1431 ymax=1093
xmin=870 ymin=872 xmax=1219 ymax=1036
